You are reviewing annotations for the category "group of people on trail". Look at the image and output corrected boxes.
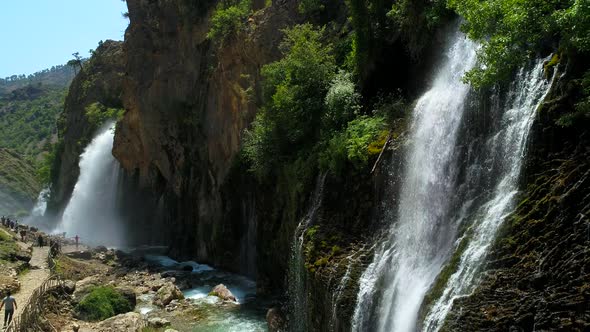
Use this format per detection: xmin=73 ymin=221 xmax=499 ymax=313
xmin=0 ymin=216 xmax=18 ymax=231
xmin=1 ymin=291 xmax=17 ymax=328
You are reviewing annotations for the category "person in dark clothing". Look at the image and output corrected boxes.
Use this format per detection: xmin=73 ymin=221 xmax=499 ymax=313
xmin=37 ymin=234 xmax=44 ymax=247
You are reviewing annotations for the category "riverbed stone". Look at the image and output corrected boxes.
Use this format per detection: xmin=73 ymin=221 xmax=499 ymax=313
xmin=96 ymin=312 xmax=147 ymax=331
xmin=154 ymin=282 xmax=184 ymax=307
xmin=266 ymin=307 xmax=286 ymax=332
xmin=209 ymin=284 xmax=237 ymax=302
xmin=148 ymin=317 xmax=171 ymax=328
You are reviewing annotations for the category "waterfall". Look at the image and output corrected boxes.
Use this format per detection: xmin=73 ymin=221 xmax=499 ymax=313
xmin=422 ymin=59 xmax=555 ymax=331
xmin=31 ymin=188 xmax=50 ymax=217
xmin=57 ymin=122 xmax=124 ymax=247
xmin=288 ymin=173 xmax=327 ymax=332
xmin=352 ymin=27 xmax=554 ymax=331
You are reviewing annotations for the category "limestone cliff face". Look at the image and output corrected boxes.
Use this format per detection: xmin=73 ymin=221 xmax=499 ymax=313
xmin=48 ymin=40 xmax=125 ymax=216
xmin=114 ymin=0 xmax=298 ymax=277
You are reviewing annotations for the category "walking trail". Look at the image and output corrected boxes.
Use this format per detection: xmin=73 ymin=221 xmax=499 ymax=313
xmin=12 ymin=243 xmax=50 ymax=323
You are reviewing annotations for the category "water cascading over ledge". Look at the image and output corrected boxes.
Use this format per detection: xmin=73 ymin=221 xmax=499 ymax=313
xmin=351 ymin=26 xmax=554 ymax=331
xmin=57 ymin=122 xmax=125 ymax=247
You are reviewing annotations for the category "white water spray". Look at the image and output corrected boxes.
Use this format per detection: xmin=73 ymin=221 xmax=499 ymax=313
xmin=352 ymin=28 xmax=554 ymax=332
xmin=422 ymin=59 xmax=555 ymax=331
xmin=57 ymin=122 xmax=124 ymax=246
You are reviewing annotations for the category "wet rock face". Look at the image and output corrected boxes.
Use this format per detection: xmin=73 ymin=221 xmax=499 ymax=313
xmin=443 ymin=63 xmax=590 ymax=331
xmin=113 ymin=0 xmax=296 ymax=273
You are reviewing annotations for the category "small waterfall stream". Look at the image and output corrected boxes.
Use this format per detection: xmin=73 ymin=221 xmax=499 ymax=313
xmin=288 ymin=173 xmax=327 ymax=332
xmin=352 ymin=27 xmax=554 ymax=331
xmin=57 ymin=122 xmax=124 ymax=246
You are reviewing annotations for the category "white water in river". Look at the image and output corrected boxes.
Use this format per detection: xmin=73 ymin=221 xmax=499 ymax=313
xmin=57 ymin=122 xmax=124 ymax=246
xmin=352 ymin=27 xmax=553 ymax=331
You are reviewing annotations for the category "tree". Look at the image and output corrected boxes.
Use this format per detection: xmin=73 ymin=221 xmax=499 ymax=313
xmin=67 ymin=52 xmax=83 ymax=75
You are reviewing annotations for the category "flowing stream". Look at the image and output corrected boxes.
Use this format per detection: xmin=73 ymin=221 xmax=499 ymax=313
xmin=352 ymin=27 xmax=554 ymax=332
xmin=57 ymin=122 xmax=124 ymax=246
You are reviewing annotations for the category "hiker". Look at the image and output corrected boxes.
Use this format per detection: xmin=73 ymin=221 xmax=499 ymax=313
xmin=19 ymin=230 xmax=26 ymax=242
xmin=1 ymin=291 xmax=17 ymax=327
xmin=37 ymin=234 xmax=44 ymax=247
xmin=74 ymin=235 xmax=80 ymax=249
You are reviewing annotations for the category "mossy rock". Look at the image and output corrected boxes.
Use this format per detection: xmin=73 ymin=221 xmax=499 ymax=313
xmin=75 ymin=286 xmax=134 ymax=321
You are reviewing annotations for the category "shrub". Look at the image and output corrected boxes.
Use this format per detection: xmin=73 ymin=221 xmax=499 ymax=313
xmin=319 ymin=115 xmax=387 ymax=174
xmin=323 ymin=70 xmax=361 ymax=131
xmin=85 ymin=102 xmax=124 ymax=128
xmin=207 ymin=0 xmax=251 ymax=44
xmin=75 ymin=286 xmax=133 ymax=321
xmin=244 ymin=24 xmax=336 ymax=177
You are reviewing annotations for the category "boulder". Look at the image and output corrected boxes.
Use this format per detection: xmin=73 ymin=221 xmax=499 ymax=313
xmin=63 ymin=279 xmax=76 ymax=294
xmin=154 ymin=282 xmax=184 ymax=307
xmin=266 ymin=307 xmax=286 ymax=332
xmin=209 ymin=284 xmax=237 ymax=302
xmin=148 ymin=317 xmax=171 ymax=328
xmin=66 ymin=251 xmax=92 ymax=260
xmin=116 ymin=287 xmax=137 ymax=308
xmin=73 ymin=275 xmax=101 ymax=301
xmin=96 ymin=312 xmax=147 ymax=332
xmin=164 ymin=329 xmax=179 ymax=332
xmin=95 ymin=245 xmax=108 ymax=253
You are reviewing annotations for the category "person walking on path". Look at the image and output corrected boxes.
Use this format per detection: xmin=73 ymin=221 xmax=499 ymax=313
xmin=37 ymin=234 xmax=44 ymax=247
xmin=1 ymin=291 xmax=17 ymax=327
xmin=74 ymin=235 xmax=79 ymax=249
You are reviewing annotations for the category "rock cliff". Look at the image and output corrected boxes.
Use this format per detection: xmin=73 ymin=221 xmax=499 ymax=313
xmin=48 ymin=40 xmax=125 ymax=216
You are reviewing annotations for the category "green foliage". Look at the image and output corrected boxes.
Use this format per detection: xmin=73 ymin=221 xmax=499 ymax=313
xmin=299 ymin=0 xmax=324 ymax=14
xmin=448 ymin=0 xmax=590 ymax=87
xmin=0 ymin=148 xmax=41 ymax=216
xmin=324 ymin=71 xmax=362 ymax=130
xmin=319 ymin=115 xmax=387 ymax=174
xmin=75 ymin=286 xmax=132 ymax=321
xmin=0 ymin=229 xmax=20 ymax=264
xmin=0 ymin=85 xmax=66 ymax=159
xmin=84 ymin=102 xmax=124 ymax=127
xmin=207 ymin=0 xmax=251 ymax=44
xmin=244 ymin=24 xmax=337 ymax=177
xmin=386 ymin=0 xmax=449 ymax=55
xmin=557 ymin=70 xmax=590 ymax=126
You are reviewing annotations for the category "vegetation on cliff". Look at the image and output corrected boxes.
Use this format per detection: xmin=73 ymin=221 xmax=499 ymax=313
xmin=449 ymin=0 xmax=590 ymax=88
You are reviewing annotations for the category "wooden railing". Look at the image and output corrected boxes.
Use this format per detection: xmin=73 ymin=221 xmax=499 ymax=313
xmin=5 ymin=239 xmax=65 ymax=332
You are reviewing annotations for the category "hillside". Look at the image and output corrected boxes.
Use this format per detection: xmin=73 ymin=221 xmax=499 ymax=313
xmin=0 ymin=148 xmax=40 ymax=217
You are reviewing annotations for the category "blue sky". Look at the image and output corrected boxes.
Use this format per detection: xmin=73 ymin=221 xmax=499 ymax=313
xmin=0 ymin=0 xmax=129 ymax=78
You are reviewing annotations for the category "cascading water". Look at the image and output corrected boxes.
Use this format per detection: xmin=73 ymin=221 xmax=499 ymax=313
xmin=30 ymin=188 xmax=50 ymax=217
xmin=422 ymin=59 xmax=555 ymax=331
xmin=288 ymin=173 xmax=327 ymax=332
xmin=57 ymin=122 xmax=124 ymax=246
xmin=352 ymin=29 xmax=477 ymax=332
xmin=352 ymin=27 xmax=554 ymax=332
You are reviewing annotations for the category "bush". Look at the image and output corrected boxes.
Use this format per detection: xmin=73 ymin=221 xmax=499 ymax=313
xmin=75 ymin=286 xmax=133 ymax=321
xmin=319 ymin=115 xmax=387 ymax=174
xmin=244 ymin=24 xmax=336 ymax=177
xmin=323 ymin=70 xmax=361 ymax=131
xmin=207 ymin=0 xmax=251 ymax=44
xmin=84 ymin=102 xmax=124 ymax=128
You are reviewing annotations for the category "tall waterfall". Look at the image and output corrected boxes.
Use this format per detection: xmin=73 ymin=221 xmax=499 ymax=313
xmin=352 ymin=28 xmax=553 ymax=331
xmin=57 ymin=122 xmax=124 ymax=247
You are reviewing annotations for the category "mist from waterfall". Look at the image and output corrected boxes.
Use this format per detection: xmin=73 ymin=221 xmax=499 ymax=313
xmin=57 ymin=122 xmax=124 ymax=247
xmin=351 ymin=27 xmax=554 ymax=332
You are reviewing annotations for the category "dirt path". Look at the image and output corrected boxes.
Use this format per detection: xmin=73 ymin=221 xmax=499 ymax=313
xmin=12 ymin=244 xmax=50 ymax=322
